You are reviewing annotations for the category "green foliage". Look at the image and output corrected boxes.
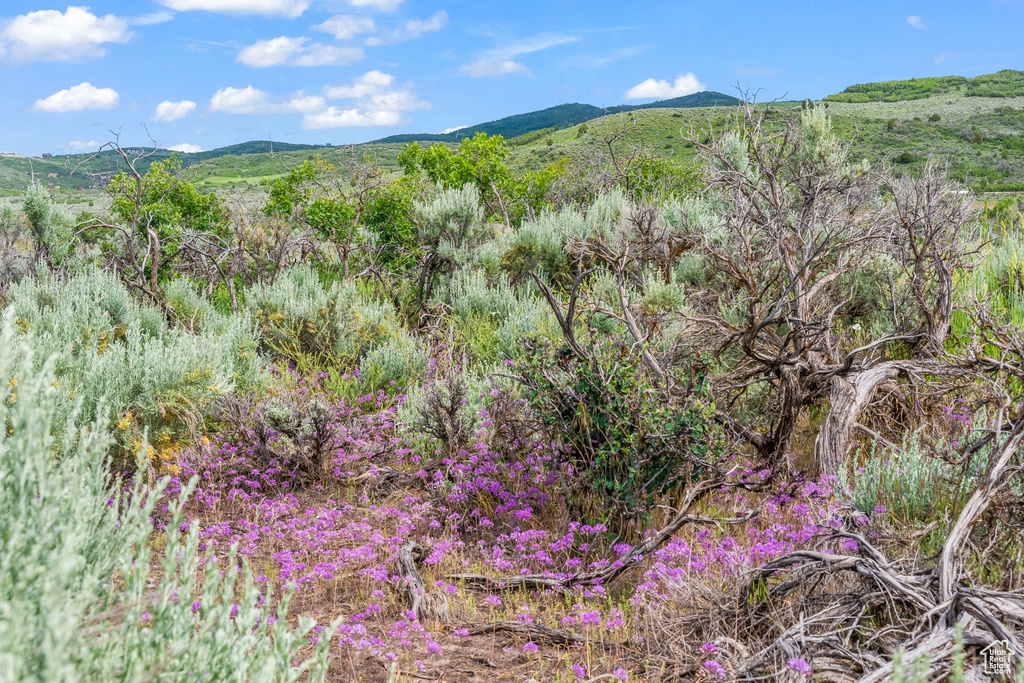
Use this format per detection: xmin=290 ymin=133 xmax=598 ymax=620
xmin=0 ymin=312 xmax=334 ymax=682
xmin=110 ymin=155 xmax=225 ymax=237
xmin=263 ymin=159 xmax=322 ymax=218
xmin=376 ymin=93 xmax=738 ymax=146
xmin=966 ymin=69 xmax=1024 ymax=97
xmin=825 ymin=75 xmax=968 ymax=103
xmin=957 ymin=230 xmax=1024 ymax=329
xmin=523 ymin=339 xmax=721 ymax=526
xmin=306 ymin=196 xmax=357 ymax=244
xmin=359 ymin=176 xmax=418 ymax=268
xmin=399 ymin=133 xmax=565 ymax=224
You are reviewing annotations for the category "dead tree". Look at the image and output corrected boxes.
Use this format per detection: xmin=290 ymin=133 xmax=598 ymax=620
xmin=718 ymin=317 xmax=1024 ymax=681
xmin=678 ymin=104 xmax=977 ymax=475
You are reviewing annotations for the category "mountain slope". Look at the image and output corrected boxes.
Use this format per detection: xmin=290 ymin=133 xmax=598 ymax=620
xmin=373 ymin=91 xmax=740 ymax=144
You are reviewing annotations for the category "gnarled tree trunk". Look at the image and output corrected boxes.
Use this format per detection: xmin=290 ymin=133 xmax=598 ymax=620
xmin=814 ymin=363 xmax=904 ymax=476
xmin=814 ymin=360 xmax=955 ymax=476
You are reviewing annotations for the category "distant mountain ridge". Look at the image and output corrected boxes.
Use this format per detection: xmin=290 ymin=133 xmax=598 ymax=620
xmin=372 ymin=91 xmax=741 ymax=144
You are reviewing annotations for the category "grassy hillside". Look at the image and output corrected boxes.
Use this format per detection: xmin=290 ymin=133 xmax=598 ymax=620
xmin=826 ymin=69 xmax=1024 ymax=102
xmin=0 ymin=141 xmax=329 ymax=193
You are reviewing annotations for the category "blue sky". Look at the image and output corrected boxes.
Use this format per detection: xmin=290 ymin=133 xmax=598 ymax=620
xmin=0 ymin=0 xmax=1022 ymax=156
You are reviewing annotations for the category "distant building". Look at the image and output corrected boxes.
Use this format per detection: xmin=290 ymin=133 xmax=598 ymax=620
xmin=42 ymin=153 xmax=53 ymax=158
xmin=47 ymin=173 xmax=58 ymax=178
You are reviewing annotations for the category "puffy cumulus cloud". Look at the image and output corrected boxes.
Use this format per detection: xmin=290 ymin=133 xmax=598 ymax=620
xmin=154 ymin=100 xmax=197 ymax=122
xmin=365 ymin=10 xmax=447 ymax=46
xmin=156 ymin=0 xmax=310 ymax=18
xmin=237 ymin=36 xmax=362 ymax=67
xmin=459 ymin=32 xmax=578 ymax=78
xmin=0 ymin=6 xmax=131 ymax=63
xmin=35 ymin=83 xmax=120 ymax=112
xmin=168 ymin=143 xmax=203 ymax=153
xmin=364 ymin=89 xmax=429 ymax=112
xmin=347 ymin=0 xmax=403 ymax=11
xmin=907 ymin=15 xmax=924 ymax=29
xmin=306 ymin=70 xmax=428 ymax=128
xmin=209 ymin=86 xmax=324 ymax=114
xmin=324 ymin=70 xmax=393 ymax=98
xmin=624 ymin=73 xmax=706 ymax=100
xmin=313 ymin=15 xmax=375 ymax=40
xmin=208 ymin=73 xmax=426 ymax=129
xmin=302 ymin=108 xmax=402 ymax=129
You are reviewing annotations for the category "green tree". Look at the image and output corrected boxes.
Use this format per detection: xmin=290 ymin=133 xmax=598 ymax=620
xmin=398 ymin=133 xmax=565 ymax=225
xmin=105 ymin=154 xmax=225 ymax=304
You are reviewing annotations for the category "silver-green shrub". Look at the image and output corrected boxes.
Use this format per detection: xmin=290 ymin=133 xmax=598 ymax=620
xmin=22 ymin=184 xmax=74 ymax=265
xmin=841 ymin=430 xmax=953 ymax=522
xmin=0 ymin=311 xmax=334 ymax=682
xmin=5 ymin=269 xmax=264 ymax=444
xmin=245 ymin=265 xmax=415 ymax=383
xmin=359 ymin=332 xmax=429 ymax=393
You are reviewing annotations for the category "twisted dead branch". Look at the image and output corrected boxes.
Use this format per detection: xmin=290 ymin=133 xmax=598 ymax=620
xmin=394 ymin=541 xmax=449 ymax=623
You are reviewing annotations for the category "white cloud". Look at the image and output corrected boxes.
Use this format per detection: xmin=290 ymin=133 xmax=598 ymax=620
xmin=237 ymin=36 xmax=362 ymax=67
xmin=209 ymin=86 xmax=324 ymax=114
xmin=313 ymin=15 xmax=375 ymax=40
xmin=459 ymin=32 xmax=578 ymax=78
xmin=0 ymin=6 xmax=131 ymax=62
xmin=302 ymin=108 xmax=402 ymax=129
xmin=65 ymin=139 xmax=103 ymax=153
xmin=934 ymin=51 xmax=958 ymax=64
xmin=154 ymin=100 xmax=197 ymax=122
xmin=347 ymin=0 xmax=403 ymax=11
xmin=168 ymin=143 xmax=203 ymax=153
xmin=439 ymin=125 xmax=467 ymax=134
xmin=129 ymin=12 xmax=174 ymax=26
xmin=324 ymin=70 xmax=393 ymax=98
xmin=459 ymin=59 xmax=527 ymax=77
xmin=366 ymin=89 xmax=429 ymax=112
xmin=157 ymin=0 xmax=310 ymax=18
xmin=311 ymin=70 xmax=428 ymax=128
xmin=624 ymin=72 xmax=706 ymax=100
xmin=365 ymin=10 xmax=447 ymax=46
xmin=907 ymin=15 xmax=924 ymax=29
xmin=35 ymin=83 xmax=120 ymax=112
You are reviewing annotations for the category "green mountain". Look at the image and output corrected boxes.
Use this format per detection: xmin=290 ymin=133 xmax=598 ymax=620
xmin=372 ymin=91 xmax=740 ymax=144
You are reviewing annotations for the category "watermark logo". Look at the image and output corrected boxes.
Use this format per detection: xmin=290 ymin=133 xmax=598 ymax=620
xmin=982 ymin=639 xmax=1013 ymax=676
